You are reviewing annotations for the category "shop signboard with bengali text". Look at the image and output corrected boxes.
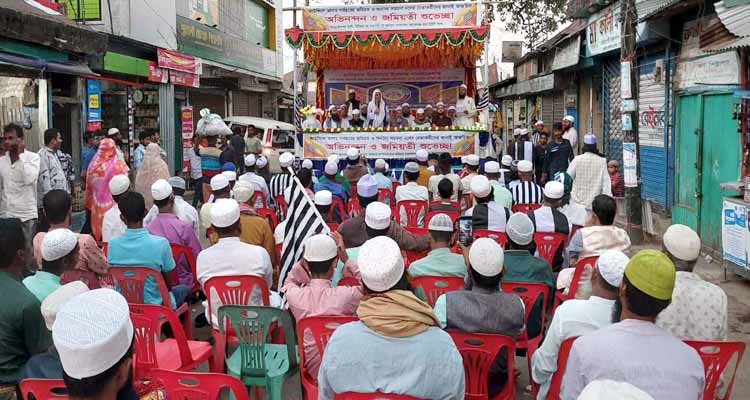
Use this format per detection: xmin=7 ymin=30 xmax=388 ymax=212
xmin=302 ymin=1 xmax=479 ymax=32
xmin=158 ymin=48 xmax=202 ymax=75
xmin=170 ymin=71 xmax=200 ymax=88
xmin=303 ymin=130 xmax=477 ymax=159
xmin=148 ymin=61 xmax=168 ymax=83
xmin=586 ymin=2 xmax=621 ymax=56
xmin=86 ymin=79 xmax=101 ymax=122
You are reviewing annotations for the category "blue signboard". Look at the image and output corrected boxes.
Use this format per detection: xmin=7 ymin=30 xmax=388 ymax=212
xmin=86 ymin=79 xmax=101 ymax=121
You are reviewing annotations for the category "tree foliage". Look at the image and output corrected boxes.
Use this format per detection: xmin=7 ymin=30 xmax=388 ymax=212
xmin=492 ymin=0 xmax=569 ymax=50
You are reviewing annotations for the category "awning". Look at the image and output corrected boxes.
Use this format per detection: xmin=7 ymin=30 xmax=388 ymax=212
xmin=636 ymin=0 xmax=701 ymax=22
xmin=715 ymin=0 xmax=750 ymax=37
xmin=0 ymin=50 xmax=94 ymax=75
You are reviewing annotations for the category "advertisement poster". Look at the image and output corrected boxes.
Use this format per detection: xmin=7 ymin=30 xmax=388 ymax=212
xmin=622 ymin=142 xmax=637 ymax=187
xmin=147 ymin=61 xmax=168 ymax=83
xmin=302 ymin=1 xmax=479 ymax=32
xmin=303 ymin=130 xmax=477 ymax=159
xmin=157 ymin=48 xmax=202 ymax=75
xmin=722 ymin=200 xmax=747 ymax=267
xmin=86 ymin=80 xmax=101 ymax=122
xmin=181 ymin=107 xmax=194 ymax=139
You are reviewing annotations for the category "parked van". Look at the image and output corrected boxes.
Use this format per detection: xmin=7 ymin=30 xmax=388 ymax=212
xmin=224 ymin=116 xmax=297 ymax=173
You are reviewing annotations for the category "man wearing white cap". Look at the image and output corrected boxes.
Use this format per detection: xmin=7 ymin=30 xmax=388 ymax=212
xmin=508 ymin=127 xmax=535 ymax=163
xmin=409 ymin=213 xmax=466 ymax=279
xmin=146 ymin=179 xmax=203 ymax=289
xmin=346 ymin=88 xmax=361 ymax=111
xmin=200 ymin=173 xmax=232 ymax=233
xmin=428 ymin=153 xmax=463 ymax=202
xmin=302 ymin=108 xmax=322 ymax=129
xmin=562 ymin=115 xmax=578 ymax=154
xmin=414 ymin=108 xmax=430 ymax=128
xmin=270 ymin=152 xmax=295 ymax=201
xmin=168 ymin=176 xmax=200 ymax=234
xmin=338 ymin=199 xmax=428 ymax=253
xmin=23 ymin=228 xmax=79 ymax=301
xmin=53 ymin=288 xmax=138 ymax=400
xmin=339 ymin=103 xmax=351 ymax=127
xmin=240 ymin=153 xmax=271 ymax=208
xmin=567 ymin=133 xmax=611 ymax=210
xmin=188 ymin=140 xmax=203 ymax=207
xmin=511 ymin=160 xmax=543 ymax=205
xmin=323 ymin=105 xmax=349 ymax=129
xmin=282 ymin=232 xmax=362 ymax=378
xmin=342 ymin=147 xmax=368 ymax=188
xmin=300 ymin=159 xmax=319 ymax=185
xmin=567 ymin=194 xmax=630 ymax=266
xmin=372 ymin=158 xmax=395 ymax=194
xmin=395 ymin=162 xmax=429 ymax=226
xmin=318 ymin=236 xmax=464 ymax=400
xmin=415 ymin=149 xmax=434 ymax=188
xmin=499 ymin=155 xmax=513 ymax=186
xmin=532 ymin=250 xmax=629 ymax=400
xmin=656 ymin=224 xmax=727 ymax=341
xmin=349 ymin=109 xmax=365 ymax=128
xmin=529 ymin=181 xmax=571 ymax=270
xmin=232 ymin=181 xmax=277 ymax=268
xmin=314 ymin=190 xmax=336 ymax=223
xmin=101 ymin=174 xmax=130 ymax=242
xmin=398 ymin=103 xmax=415 ymax=127
xmin=532 ymin=120 xmax=545 ymax=146
xmin=432 ymin=102 xmax=453 ymax=127
xmin=465 ymin=175 xmax=511 ymax=232
xmin=460 ymin=154 xmax=480 ymax=194
xmin=314 ymin=160 xmax=348 ymax=208
xmin=255 ymin=154 xmax=271 ymax=182
xmin=366 ymin=89 xmax=388 ymax=128
xmin=484 ymin=161 xmax=513 ymax=209
xmin=542 ymin=122 xmax=574 ymax=183
xmin=197 ymin=198 xmax=275 ymax=327
xmin=454 ymin=83 xmax=477 ymax=127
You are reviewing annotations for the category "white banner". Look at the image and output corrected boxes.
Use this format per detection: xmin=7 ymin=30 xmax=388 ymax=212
xmin=586 ymin=2 xmax=621 ymax=56
xmin=325 ymin=68 xmax=464 ymax=84
xmin=302 ymin=1 xmax=479 ymax=32
xmin=622 ymin=142 xmax=637 ymax=187
xmin=675 ymin=51 xmax=740 ymax=89
xmin=303 ymin=130 xmax=478 ymax=159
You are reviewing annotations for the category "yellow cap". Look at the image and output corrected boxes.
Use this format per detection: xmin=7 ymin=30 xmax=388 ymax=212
xmin=623 ymin=250 xmax=676 ymax=300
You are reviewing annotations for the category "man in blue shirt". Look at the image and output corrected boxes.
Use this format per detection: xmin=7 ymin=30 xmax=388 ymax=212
xmin=79 ymin=131 xmax=100 ymax=181
xmin=314 ymin=160 xmax=349 ymax=203
xmin=107 ymin=191 xmax=188 ymax=307
xmin=133 ymin=129 xmax=154 ymax=170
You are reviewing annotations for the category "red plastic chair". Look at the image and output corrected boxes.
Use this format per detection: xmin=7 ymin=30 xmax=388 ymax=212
xmin=500 ymin=281 xmax=550 ymax=379
xmin=448 ymin=331 xmax=516 ymax=400
xmin=425 ymin=210 xmax=461 ymax=225
xmin=553 ymin=256 xmax=599 ymax=311
xmin=402 ymin=249 xmax=429 ymax=269
xmin=330 ymin=196 xmax=348 ymax=222
xmin=298 ymin=316 xmax=359 ymax=400
xmin=251 ymin=191 xmax=268 ymax=208
xmin=151 ymin=369 xmax=250 ymax=400
xmin=18 ymin=379 xmax=67 ymax=400
xmin=335 ymin=393 xmax=426 ymax=400
xmin=274 ymin=195 xmax=288 ymax=220
xmin=327 ymin=222 xmax=340 ymax=232
xmin=347 ymin=197 xmax=361 ymax=217
xmin=60 ymin=269 xmax=101 ymax=289
xmin=473 ymin=229 xmax=507 ymax=246
xmin=391 ymin=180 xmax=400 ymax=193
xmin=170 ymin=243 xmax=199 ymax=295
xmin=109 ymin=266 xmax=193 ymax=339
xmin=512 ymin=203 xmax=542 ymax=213
xmin=534 ymin=232 xmax=568 ymax=267
xmin=684 ymin=340 xmax=746 ymax=400
xmin=129 ymin=303 xmax=215 ymax=381
xmin=411 ymin=275 xmax=465 ymax=306
xmin=337 ymin=277 xmax=361 ymax=286
xmin=395 ymin=200 xmax=428 ymax=227
xmin=378 ymin=188 xmax=394 ymax=205
xmin=101 ymin=241 xmax=109 ymax=256
xmin=543 ymin=336 xmax=578 ymax=400
xmin=257 ymin=207 xmax=279 ymax=230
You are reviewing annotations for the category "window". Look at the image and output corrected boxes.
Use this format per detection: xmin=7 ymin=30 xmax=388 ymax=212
xmin=61 ymin=0 xmax=102 ymax=21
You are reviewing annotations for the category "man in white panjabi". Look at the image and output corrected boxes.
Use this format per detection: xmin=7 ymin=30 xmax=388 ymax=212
xmin=562 ymin=115 xmax=578 ymax=155
xmin=367 ymin=89 xmax=388 ymax=128
xmin=567 ymin=133 xmax=611 ymax=210
xmin=454 ymin=84 xmax=477 ymax=127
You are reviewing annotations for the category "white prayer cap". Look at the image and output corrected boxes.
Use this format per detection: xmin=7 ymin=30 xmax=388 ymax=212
xmin=466 ymin=154 xmax=480 ymax=166
xmin=416 ymin=149 xmax=429 ymax=162
xmin=401 ymin=102 xmax=410 ymax=108
xmin=461 ymin=156 xmax=467 ymax=164
xmin=53 ymin=288 xmax=133 ymax=380
xmin=221 ymin=170 xmax=237 ymax=182
xmin=517 ymin=160 xmax=533 ymax=173
xmin=328 ymin=154 xmax=340 ymax=164
xmin=324 ymin=161 xmax=339 ymax=175
xmin=404 ymin=162 xmax=420 ymax=173
xmin=396 ymin=106 xmax=403 ymax=111
xmin=484 ymin=161 xmax=500 ymax=173
xmin=365 ymin=201 xmax=391 ymax=230
xmin=279 ymin=152 xmax=295 ymax=168
xmin=314 ymin=190 xmax=333 ymax=206
xmin=256 ymin=156 xmax=268 ymax=168
xmin=513 ymin=128 xmax=522 ymax=136
xmin=348 ymin=88 xmax=356 ymax=94
xmin=346 ymin=147 xmax=360 ymax=160
xmin=416 ymin=108 xmax=425 ymax=115
xmin=535 ymin=120 xmax=545 ymax=126
xmin=304 ymin=234 xmax=338 ymax=262
xmin=577 ymin=380 xmax=654 ymax=400
xmin=109 ymin=174 xmax=130 ymax=196
xmin=501 ymin=155 xmax=513 ymax=167
xmin=596 ymin=250 xmax=630 ymax=287
xmin=375 ymin=158 xmax=387 ymax=169
xmin=471 ymin=175 xmax=492 ymax=198
xmin=584 ymin=133 xmax=597 ymax=145
xmin=425 ymin=104 xmax=434 ymax=109
xmin=358 ymin=236 xmax=404 ymax=292
xmin=301 ymin=159 xmax=313 ymax=169
xmin=168 ymin=176 xmax=186 ymax=190
xmin=506 ymin=213 xmax=535 ymax=245
xmin=107 ymin=127 xmax=120 ymax=136
xmin=42 ymin=281 xmax=88 ymax=330
xmin=151 ymin=179 xmax=172 ymax=201
xmin=448 ymin=105 xmax=456 ymax=111
xmin=436 ymin=102 xmax=445 ymax=107
xmin=233 ymin=181 xmax=255 ymax=203
xmin=357 ymin=174 xmax=379 ymax=198
xmin=469 ymin=238 xmax=504 ymax=277
xmin=518 ymin=128 xmax=529 ymax=136
xmin=563 ymin=115 xmax=575 ymax=123
xmin=210 ymin=198 xmax=240 ymax=228
xmin=244 ymin=154 xmax=257 ymax=166
xmin=460 ymin=84 xmax=468 ymax=89
xmin=210 ymin=174 xmax=230 ymax=191
xmin=328 ymin=105 xmax=336 ymax=111
xmin=663 ymin=224 xmax=701 ymax=261
xmin=41 ymin=228 xmax=78 ymax=262
xmin=544 ymin=181 xmax=564 ymax=200
xmin=428 ymin=213 xmax=454 ymax=232
xmin=352 ymin=109 xmax=361 ymax=116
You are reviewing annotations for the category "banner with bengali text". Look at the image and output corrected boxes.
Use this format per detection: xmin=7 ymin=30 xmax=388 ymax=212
xmin=303 ymin=130 xmax=477 ymax=159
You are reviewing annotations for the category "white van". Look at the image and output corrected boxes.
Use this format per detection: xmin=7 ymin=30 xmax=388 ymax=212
xmin=224 ymin=116 xmax=298 ymax=173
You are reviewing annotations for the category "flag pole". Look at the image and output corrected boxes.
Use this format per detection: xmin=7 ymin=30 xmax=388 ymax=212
xmin=286 ymin=166 xmax=331 ymax=234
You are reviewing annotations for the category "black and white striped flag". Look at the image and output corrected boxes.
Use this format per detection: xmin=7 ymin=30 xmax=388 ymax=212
xmin=278 ymin=169 xmax=328 ymax=286
xmin=477 ymin=87 xmax=489 ymax=111
xmin=294 ymin=94 xmax=306 ymax=133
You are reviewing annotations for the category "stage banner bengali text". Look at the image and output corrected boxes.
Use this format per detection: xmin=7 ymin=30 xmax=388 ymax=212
xmin=303 ymin=130 xmax=476 ymax=159
xmin=302 ymin=1 xmax=479 ymax=32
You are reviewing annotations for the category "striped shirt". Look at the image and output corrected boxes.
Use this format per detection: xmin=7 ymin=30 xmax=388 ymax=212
xmin=512 ymin=181 xmax=543 ymax=205
xmin=270 ymin=173 xmax=292 ymax=199
xmin=465 ymin=201 xmax=511 ymax=232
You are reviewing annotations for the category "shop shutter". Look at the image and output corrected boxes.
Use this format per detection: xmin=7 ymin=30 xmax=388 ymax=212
xmin=602 ymin=58 xmax=623 ymax=167
xmin=553 ymin=92 xmax=566 ymax=123
xmin=190 ymin=92 xmax=226 ymax=130
xmin=541 ymin=95 xmax=554 ymax=126
xmin=249 ymin=93 xmax=262 ymax=117
xmin=233 ymin=91 xmax=250 ymax=116
xmin=638 ymin=56 xmax=668 ymax=208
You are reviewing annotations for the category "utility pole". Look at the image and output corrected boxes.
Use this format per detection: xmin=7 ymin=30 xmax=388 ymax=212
xmin=620 ymin=0 xmax=643 ymax=243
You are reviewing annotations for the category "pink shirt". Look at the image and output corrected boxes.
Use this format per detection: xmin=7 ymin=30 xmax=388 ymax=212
xmin=33 ymin=231 xmax=109 ymax=275
xmin=281 ymin=259 xmax=363 ymax=380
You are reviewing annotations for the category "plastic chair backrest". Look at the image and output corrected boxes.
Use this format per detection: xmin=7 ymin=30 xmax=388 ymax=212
xmin=327 ymin=222 xmax=340 ymax=232
xmin=684 ymin=340 xmax=746 ymax=400
xmin=60 ymin=270 xmax=101 ymax=289
xmin=337 ymin=277 xmax=360 ymax=287
xmin=395 ymin=200 xmax=428 ymax=227
xmin=256 ymin=207 xmax=279 ymax=230
xmin=448 ymin=331 xmax=516 ymax=400
xmin=330 ymin=196 xmax=347 ymax=222
xmin=297 ymin=316 xmax=358 ymax=383
xmin=204 ymin=275 xmax=270 ymax=330
xmin=378 ymin=188 xmax=393 ymax=204
xmin=252 ymin=191 xmax=268 ymax=208
xmin=411 ymin=275 xmax=465 ymax=307
xmin=568 ymin=256 xmax=599 ymax=300
xmin=425 ymin=210 xmax=461 ymax=225
xmin=533 ymin=232 xmax=567 ymax=267
xmin=402 ymin=249 xmax=429 ymax=269
xmin=391 ymin=181 xmax=400 ymax=193
xmin=511 ymin=203 xmax=542 ymax=213
xmin=403 ymin=227 xmax=428 ymax=236
xmin=102 ymin=241 xmax=109 ymax=256
xmin=217 ymin=305 xmax=298 ymax=379
xmin=274 ymin=195 xmax=288 ymax=219
xmin=473 ymin=229 xmax=507 ymax=246
xmin=335 ymin=393 xmax=426 ymax=400
xmin=151 ymin=369 xmax=250 ymax=400
xmin=129 ymin=303 xmax=194 ymax=381
xmin=110 ymin=266 xmax=176 ymax=308
xmin=500 ymin=281 xmax=550 ymax=341
xmin=546 ymin=336 xmax=578 ymax=400
xmin=347 ymin=197 xmax=361 ymax=216
xmin=170 ymin=243 xmax=198 ymax=293
xmin=18 ymin=379 xmax=68 ymax=400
